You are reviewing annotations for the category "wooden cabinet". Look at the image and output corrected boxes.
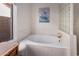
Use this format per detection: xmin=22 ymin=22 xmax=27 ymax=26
xmin=5 ymin=44 xmax=18 ymax=56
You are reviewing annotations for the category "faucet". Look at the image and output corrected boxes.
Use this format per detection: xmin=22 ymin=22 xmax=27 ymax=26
xmin=57 ymin=32 xmax=63 ymax=38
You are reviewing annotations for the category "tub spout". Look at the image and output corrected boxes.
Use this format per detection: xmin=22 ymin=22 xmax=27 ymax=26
xmin=59 ymin=40 xmax=60 ymax=43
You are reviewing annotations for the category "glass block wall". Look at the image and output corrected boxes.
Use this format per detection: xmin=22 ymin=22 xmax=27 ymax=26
xmin=59 ymin=4 xmax=70 ymax=34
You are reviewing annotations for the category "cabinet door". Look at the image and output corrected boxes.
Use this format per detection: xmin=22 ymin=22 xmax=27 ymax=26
xmin=5 ymin=46 xmax=18 ymax=56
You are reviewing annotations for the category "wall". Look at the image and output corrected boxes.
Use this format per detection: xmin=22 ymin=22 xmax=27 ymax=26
xmin=0 ymin=4 xmax=10 ymax=17
xmin=32 ymin=3 xmax=60 ymax=35
xmin=16 ymin=3 xmax=32 ymax=41
xmin=74 ymin=4 xmax=79 ymax=55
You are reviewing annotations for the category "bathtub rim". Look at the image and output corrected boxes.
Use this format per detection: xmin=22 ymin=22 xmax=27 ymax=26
xmin=26 ymin=40 xmax=68 ymax=48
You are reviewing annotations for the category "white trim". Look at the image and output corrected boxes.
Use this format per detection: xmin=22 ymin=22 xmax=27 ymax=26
xmin=13 ymin=4 xmax=18 ymax=41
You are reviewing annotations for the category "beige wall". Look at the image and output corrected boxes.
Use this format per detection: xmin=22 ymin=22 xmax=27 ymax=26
xmin=15 ymin=3 xmax=60 ymax=41
xmin=16 ymin=4 xmax=32 ymax=40
xmin=31 ymin=3 xmax=60 ymax=35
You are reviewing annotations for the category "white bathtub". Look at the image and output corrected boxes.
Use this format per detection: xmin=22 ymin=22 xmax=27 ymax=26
xmin=27 ymin=35 xmax=62 ymax=47
xmin=19 ymin=34 xmax=70 ymax=56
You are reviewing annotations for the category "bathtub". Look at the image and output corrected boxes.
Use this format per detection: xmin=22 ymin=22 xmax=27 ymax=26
xmin=19 ymin=34 xmax=70 ymax=56
xmin=27 ymin=35 xmax=64 ymax=48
